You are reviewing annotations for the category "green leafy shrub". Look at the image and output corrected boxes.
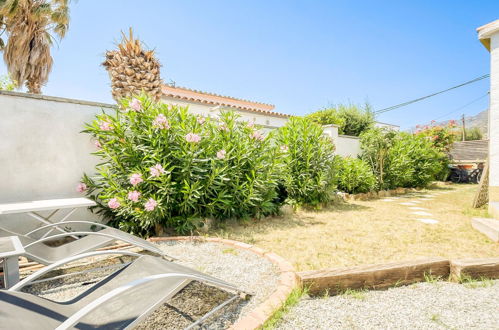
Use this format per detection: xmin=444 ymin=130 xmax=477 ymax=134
xmin=385 ymin=133 xmax=445 ymax=188
xmin=276 ymin=117 xmax=337 ymax=206
xmin=464 ymin=127 xmax=483 ymax=141
xmin=0 ymin=75 xmax=15 ymax=91
xmin=360 ymin=128 xmax=445 ymax=189
xmin=81 ymin=94 xmax=283 ymax=235
xmin=336 ymin=103 xmax=375 ymax=136
xmin=305 ymin=109 xmax=345 ymax=128
xmin=307 ymin=103 xmax=374 ymax=136
xmin=337 ymin=157 xmax=377 ymax=194
xmin=359 ymin=127 xmax=396 ymax=189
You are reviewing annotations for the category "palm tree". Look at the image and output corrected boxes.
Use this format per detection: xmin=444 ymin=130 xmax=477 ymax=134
xmin=0 ymin=0 xmax=70 ymax=94
xmin=103 ymin=28 xmax=164 ymax=102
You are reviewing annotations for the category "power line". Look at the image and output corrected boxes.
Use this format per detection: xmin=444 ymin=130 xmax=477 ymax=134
xmin=432 ymin=91 xmax=489 ymax=122
xmin=375 ymin=74 xmax=490 ymax=115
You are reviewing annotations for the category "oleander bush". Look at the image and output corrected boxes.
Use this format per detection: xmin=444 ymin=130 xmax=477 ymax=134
xmin=80 ymin=94 xmax=283 ymax=235
xmin=337 ymin=157 xmax=377 ymax=194
xmin=360 ymin=128 xmax=445 ymax=190
xmin=276 ymin=117 xmax=337 ymax=206
xmin=385 ymin=132 xmax=445 ymax=188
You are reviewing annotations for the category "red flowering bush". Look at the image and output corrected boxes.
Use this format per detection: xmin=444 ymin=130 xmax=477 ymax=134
xmin=414 ymin=120 xmax=458 ymax=152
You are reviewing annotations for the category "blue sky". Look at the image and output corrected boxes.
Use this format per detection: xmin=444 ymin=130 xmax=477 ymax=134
xmin=1 ymin=1 xmax=497 ymax=129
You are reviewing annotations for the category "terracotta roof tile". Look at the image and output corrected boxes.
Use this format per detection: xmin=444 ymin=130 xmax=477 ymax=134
xmin=161 ymin=85 xmax=290 ymax=118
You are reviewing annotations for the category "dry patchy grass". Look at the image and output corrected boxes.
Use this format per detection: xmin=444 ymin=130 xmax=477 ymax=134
xmin=210 ymin=184 xmax=499 ymax=271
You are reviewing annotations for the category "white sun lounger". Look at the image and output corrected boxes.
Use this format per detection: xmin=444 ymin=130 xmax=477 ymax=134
xmin=1 ymin=251 xmax=243 ymax=329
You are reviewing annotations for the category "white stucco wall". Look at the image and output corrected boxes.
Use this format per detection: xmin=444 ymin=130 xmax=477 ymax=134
xmin=161 ymin=97 xmax=288 ymax=133
xmin=0 ymin=91 xmax=109 ymax=231
xmin=322 ymin=125 xmax=361 ymax=157
xmin=489 ymin=33 xmax=499 ymax=187
xmin=335 ymin=135 xmax=361 ymax=158
xmin=0 ymin=91 xmax=111 ymax=202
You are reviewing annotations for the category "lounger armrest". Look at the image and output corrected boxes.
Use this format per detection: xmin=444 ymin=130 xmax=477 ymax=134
xmin=9 ymin=250 xmax=142 ymax=291
xmin=22 ymin=230 xmax=173 ymax=260
xmin=56 ymin=273 xmax=239 ymax=330
xmin=25 ymin=221 xmax=108 ymax=237
xmin=22 ymin=231 xmax=127 ymax=250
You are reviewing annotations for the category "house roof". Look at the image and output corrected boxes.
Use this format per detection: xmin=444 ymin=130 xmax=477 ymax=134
xmin=162 ymin=85 xmax=290 ymax=118
xmin=477 ymin=19 xmax=499 ymax=51
xmin=161 ymin=85 xmax=290 ymax=118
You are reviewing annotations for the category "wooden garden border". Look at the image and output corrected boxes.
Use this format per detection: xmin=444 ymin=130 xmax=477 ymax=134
xmin=298 ymin=257 xmax=499 ymax=296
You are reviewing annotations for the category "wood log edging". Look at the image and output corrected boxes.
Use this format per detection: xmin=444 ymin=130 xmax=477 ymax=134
xmin=298 ymin=257 xmax=499 ymax=296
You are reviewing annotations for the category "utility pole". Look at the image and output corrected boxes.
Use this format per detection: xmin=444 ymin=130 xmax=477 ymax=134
xmin=461 ymin=114 xmax=466 ymax=141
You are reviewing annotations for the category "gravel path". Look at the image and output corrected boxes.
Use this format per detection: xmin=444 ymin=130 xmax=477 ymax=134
xmin=276 ymin=281 xmax=499 ymax=330
xmin=22 ymin=240 xmax=279 ymax=329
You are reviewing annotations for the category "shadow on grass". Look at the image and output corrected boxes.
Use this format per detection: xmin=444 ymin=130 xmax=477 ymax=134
xmin=208 ymin=201 xmax=371 ymax=238
xmin=307 ymin=201 xmax=371 ymax=213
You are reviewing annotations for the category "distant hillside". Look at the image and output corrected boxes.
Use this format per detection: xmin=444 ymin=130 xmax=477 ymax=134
xmin=413 ymin=109 xmax=488 ymax=138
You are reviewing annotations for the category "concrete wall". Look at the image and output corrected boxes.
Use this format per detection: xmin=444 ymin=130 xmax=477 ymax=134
xmin=0 ymin=91 xmax=112 ymax=203
xmin=0 ymin=91 xmax=109 ymax=232
xmin=336 ymin=135 xmax=361 ymax=158
xmin=322 ymin=124 xmax=361 ymax=158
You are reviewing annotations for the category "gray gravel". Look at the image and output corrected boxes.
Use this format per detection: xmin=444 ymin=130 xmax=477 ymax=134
xmin=22 ymin=240 xmax=279 ymax=329
xmin=276 ymin=281 xmax=499 ymax=330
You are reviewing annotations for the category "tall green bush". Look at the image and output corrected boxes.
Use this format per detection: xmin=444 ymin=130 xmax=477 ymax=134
xmin=337 ymin=157 xmax=377 ymax=194
xmin=337 ymin=103 xmax=375 ymax=136
xmin=360 ymin=128 xmax=445 ymax=190
xmin=305 ymin=109 xmax=345 ymax=128
xmin=307 ymin=103 xmax=374 ymax=136
xmin=80 ymin=94 xmax=283 ymax=235
xmin=276 ymin=117 xmax=337 ymax=205
xmin=385 ymin=133 xmax=445 ymax=188
xmin=359 ymin=128 xmax=396 ymax=189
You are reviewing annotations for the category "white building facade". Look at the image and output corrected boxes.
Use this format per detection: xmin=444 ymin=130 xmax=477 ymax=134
xmin=477 ymin=20 xmax=499 ymax=210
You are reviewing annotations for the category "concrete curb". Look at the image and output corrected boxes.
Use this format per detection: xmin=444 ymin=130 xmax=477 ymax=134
xmin=147 ymin=236 xmax=298 ymax=330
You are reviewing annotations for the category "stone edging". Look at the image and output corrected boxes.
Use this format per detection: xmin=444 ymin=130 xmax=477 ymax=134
xmin=147 ymin=236 xmax=298 ymax=330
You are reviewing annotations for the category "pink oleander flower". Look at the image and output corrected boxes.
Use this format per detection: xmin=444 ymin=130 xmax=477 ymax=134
xmin=94 ymin=140 xmax=102 ymax=149
xmin=280 ymin=145 xmax=289 ymax=152
xmin=130 ymin=98 xmax=142 ymax=111
xmin=251 ymin=131 xmax=264 ymax=141
xmin=152 ymin=114 xmax=170 ymax=129
xmin=130 ymin=173 xmax=143 ymax=186
xmin=216 ymin=149 xmax=226 ymax=159
xmin=185 ymin=133 xmax=201 ymax=143
xmin=219 ymin=124 xmax=229 ymax=132
xmin=247 ymin=121 xmax=255 ymax=128
xmin=150 ymin=164 xmax=165 ymax=177
xmin=197 ymin=116 xmax=206 ymax=125
xmin=99 ymin=120 xmax=112 ymax=131
xmin=127 ymin=190 xmax=141 ymax=202
xmin=76 ymin=182 xmax=87 ymax=193
xmin=108 ymin=198 xmax=120 ymax=209
xmin=144 ymin=198 xmax=158 ymax=211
